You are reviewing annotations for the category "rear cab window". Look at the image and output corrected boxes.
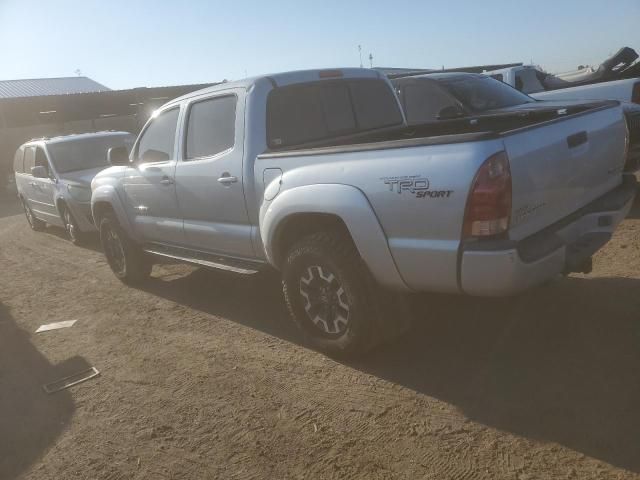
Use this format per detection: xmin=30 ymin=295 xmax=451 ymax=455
xmin=266 ymin=78 xmax=403 ymax=149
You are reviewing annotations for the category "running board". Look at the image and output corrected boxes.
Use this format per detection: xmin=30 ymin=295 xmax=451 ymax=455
xmin=143 ymin=245 xmax=262 ymax=275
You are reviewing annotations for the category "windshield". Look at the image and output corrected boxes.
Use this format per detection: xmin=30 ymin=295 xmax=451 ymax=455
xmin=48 ymin=135 xmax=135 ymax=173
xmin=436 ymin=75 xmax=534 ymax=112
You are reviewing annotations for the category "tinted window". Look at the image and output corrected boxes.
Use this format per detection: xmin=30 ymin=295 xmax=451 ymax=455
xmin=321 ymin=84 xmax=356 ymax=133
xmin=13 ymin=148 xmax=24 ymax=173
xmin=48 ymin=135 xmax=135 ymax=173
xmin=23 ymin=147 xmax=36 ymax=174
xmin=35 ymin=147 xmax=50 ymax=177
xmin=137 ymin=108 xmax=179 ymax=162
xmin=436 ymin=76 xmax=534 ymax=112
xmin=350 ymin=80 xmax=402 ymax=130
xmin=397 ymin=81 xmax=460 ymax=124
xmin=514 ymin=69 xmax=545 ymax=94
xmin=185 ymin=96 xmax=236 ymax=160
xmin=266 ymin=79 xmax=402 ymax=149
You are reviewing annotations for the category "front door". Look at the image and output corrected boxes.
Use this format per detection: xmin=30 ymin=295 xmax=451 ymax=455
xmin=174 ymin=93 xmax=253 ymax=258
xmin=122 ymin=107 xmax=184 ymax=245
xmin=24 ymin=146 xmax=60 ymax=225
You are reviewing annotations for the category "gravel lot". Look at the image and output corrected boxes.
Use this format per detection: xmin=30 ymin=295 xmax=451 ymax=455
xmin=1 ymin=193 xmax=640 ymax=480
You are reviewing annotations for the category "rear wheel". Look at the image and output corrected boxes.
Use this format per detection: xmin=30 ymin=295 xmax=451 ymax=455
xmin=282 ymin=231 xmax=409 ymax=357
xmin=22 ymin=199 xmax=45 ymax=231
xmin=62 ymin=206 xmax=86 ymax=245
xmin=99 ymin=212 xmax=151 ymax=284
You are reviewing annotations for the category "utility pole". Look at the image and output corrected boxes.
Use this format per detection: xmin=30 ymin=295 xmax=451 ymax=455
xmin=369 ymin=53 xmax=373 ymax=68
xmin=358 ymin=45 xmax=363 ymax=68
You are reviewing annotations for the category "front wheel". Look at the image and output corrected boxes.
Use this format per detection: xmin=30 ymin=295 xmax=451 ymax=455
xmin=282 ymin=231 xmax=390 ymax=357
xmin=22 ymin=199 xmax=45 ymax=231
xmin=62 ymin=206 xmax=86 ymax=245
xmin=99 ymin=212 xmax=151 ymax=284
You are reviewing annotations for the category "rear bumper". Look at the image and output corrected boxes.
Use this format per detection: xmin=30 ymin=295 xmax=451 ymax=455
xmin=460 ymin=175 xmax=637 ymax=296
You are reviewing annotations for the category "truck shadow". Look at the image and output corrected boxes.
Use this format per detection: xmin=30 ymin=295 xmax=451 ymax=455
xmin=0 ymin=302 xmax=81 ymax=479
xmin=41 ymin=225 xmax=103 ymax=253
xmin=0 ymin=193 xmax=23 ymax=219
xmin=626 ymin=192 xmax=640 ymax=219
xmin=140 ymin=269 xmax=640 ymax=473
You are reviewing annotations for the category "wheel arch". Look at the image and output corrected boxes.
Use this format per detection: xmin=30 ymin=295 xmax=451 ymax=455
xmin=91 ymin=185 xmax=136 ymax=239
xmin=260 ymin=184 xmax=409 ymax=291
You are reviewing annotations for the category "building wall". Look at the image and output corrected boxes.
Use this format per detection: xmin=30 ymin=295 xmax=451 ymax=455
xmin=0 ymin=83 xmax=213 ymax=192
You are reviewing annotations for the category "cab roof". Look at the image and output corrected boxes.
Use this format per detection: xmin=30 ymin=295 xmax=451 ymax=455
xmin=164 ymin=68 xmax=383 ymax=107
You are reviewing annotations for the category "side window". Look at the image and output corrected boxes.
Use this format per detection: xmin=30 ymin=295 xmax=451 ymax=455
xmin=136 ymin=108 xmax=180 ymax=162
xmin=350 ymin=80 xmax=403 ymax=130
xmin=185 ymin=96 xmax=236 ymax=160
xmin=35 ymin=147 xmax=50 ymax=177
xmin=401 ymin=83 xmax=458 ymax=124
xmin=13 ymin=148 xmax=24 ymax=173
xmin=23 ymin=147 xmax=36 ymax=175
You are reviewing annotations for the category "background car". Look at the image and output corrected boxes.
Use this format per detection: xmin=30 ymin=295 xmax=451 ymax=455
xmin=13 ymin=131 xmax=134 ymax=244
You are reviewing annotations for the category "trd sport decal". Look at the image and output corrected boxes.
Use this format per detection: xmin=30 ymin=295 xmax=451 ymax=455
xmin=381 ymin=175 xmax=453 ymax=199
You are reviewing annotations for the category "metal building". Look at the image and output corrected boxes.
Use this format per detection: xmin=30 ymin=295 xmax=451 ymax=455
xmin=0 ymin=77 xmax=214 ymax=192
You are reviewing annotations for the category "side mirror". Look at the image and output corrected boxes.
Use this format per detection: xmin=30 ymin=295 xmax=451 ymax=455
xmin=437 ymin=105 xmax=466 ymax=120
xmin=107 ymin=146 xmax=130 ymax=166
xmin=31 ymin=166 xmax=48 ymax=178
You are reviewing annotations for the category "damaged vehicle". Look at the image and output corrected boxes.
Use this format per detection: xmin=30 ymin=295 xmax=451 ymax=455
xmin=14 ymin=132 xmax=135 ymax=244
xmin=483 ymin=47 xmax=640 ymax=105
xmin=92 ymin=68 xmax=635 ymax=356
xmin=393 ymin=73 xmax=640 ymax=172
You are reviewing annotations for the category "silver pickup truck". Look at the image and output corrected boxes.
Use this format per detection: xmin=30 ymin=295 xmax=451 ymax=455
xmin=91 ymin=68 xmax=636 ymax=356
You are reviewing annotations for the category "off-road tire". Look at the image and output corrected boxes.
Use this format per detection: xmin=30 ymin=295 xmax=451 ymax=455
xmin=282 ymin=230 xmax=411 ymax=357
xmin=99 ymin=212 xmax=151 ymax=284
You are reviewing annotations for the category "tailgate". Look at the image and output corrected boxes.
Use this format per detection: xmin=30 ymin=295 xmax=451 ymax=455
xmin=505 ymin=104 xmax=628 ymax=241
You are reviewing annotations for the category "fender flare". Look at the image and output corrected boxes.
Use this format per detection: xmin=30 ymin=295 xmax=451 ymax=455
xmin=260 ymin=184 xmax=409 ymax=291
xmin=91 ymin=185 xmax=137 ymax=239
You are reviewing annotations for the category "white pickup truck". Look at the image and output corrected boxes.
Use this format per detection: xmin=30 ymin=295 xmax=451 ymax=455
xmin=484 ymin=64 xmax=640 ymax=103
xmin=91 ymin=68 xmax=636 ymax=356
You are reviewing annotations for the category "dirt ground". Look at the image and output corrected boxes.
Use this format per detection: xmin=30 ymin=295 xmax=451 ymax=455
xmin=1 ymin=193 xmax=640 ymax=480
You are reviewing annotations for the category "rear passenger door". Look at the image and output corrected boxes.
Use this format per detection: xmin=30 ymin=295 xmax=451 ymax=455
xmin=174 ymin=92 xmax=252 ymax=257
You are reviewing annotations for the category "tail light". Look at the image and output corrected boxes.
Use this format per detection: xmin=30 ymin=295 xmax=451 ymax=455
xmin=632 ymin=82 xmax=640 ymax=104
xmin=463 ymin=151 xmax=512 ymax=239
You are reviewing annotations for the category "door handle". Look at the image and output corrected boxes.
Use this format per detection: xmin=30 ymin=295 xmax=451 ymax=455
xmin=160 ymin=176 xmax=174 ymax=186
xmin=217 ymin=175 xmax=238 ymax=185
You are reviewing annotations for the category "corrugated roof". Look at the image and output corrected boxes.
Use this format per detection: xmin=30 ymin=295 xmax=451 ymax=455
xmin=0 ymin=76 xmax=110 ymax=99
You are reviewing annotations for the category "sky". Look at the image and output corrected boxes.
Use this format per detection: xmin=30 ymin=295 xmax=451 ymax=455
xmin=1 ymin=0 xmax=639 ymax=90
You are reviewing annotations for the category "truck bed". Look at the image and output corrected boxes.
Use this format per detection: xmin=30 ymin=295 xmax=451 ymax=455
xmin=261 ymin=100 xmax=618 ymax=157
